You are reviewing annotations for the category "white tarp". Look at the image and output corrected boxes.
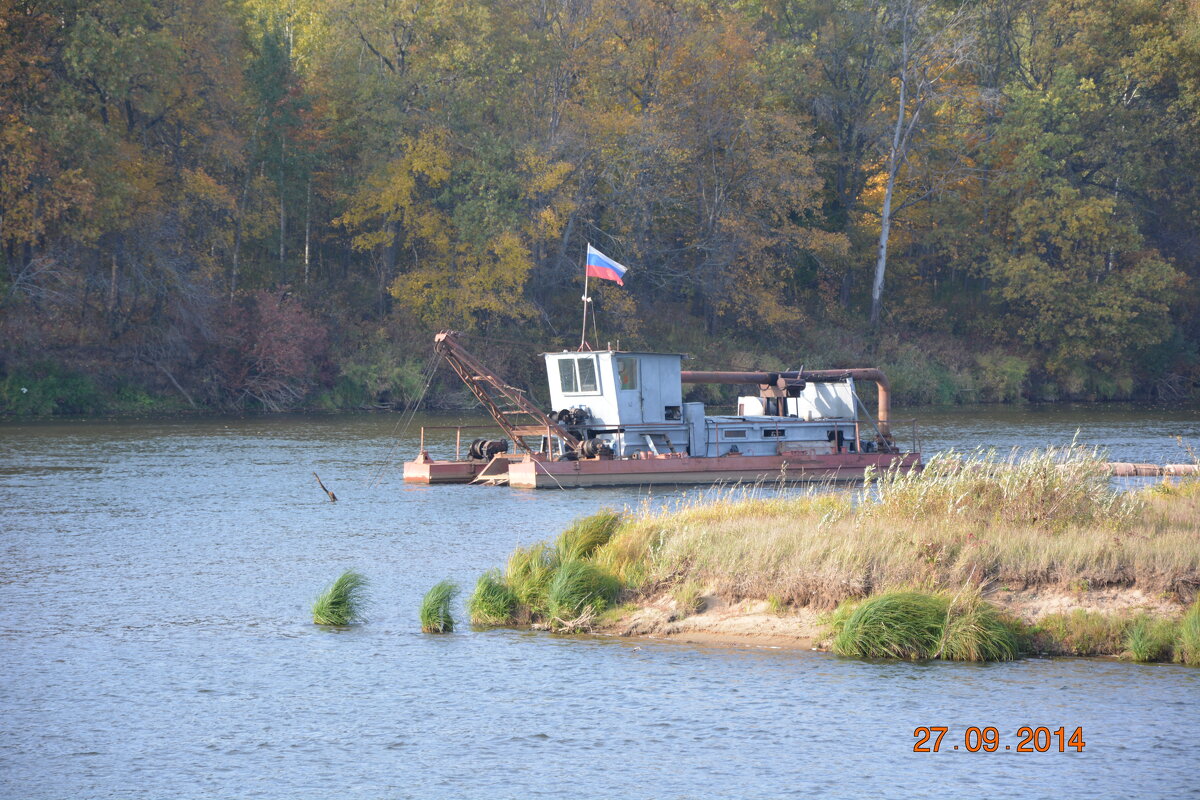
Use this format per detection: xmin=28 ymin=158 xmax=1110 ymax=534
xmin=787 ymin=379 xmax=857 ymax=420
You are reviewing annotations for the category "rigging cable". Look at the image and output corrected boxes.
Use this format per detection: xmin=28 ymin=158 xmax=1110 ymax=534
xmin=366 ymin=349 xmax=443 ymax=489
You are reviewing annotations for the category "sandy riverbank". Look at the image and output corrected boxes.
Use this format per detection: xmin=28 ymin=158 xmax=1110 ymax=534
xmin=599 ymin=587 xmax=1187 ymax=653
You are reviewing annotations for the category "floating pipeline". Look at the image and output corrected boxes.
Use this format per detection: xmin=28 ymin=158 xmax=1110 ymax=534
xmin=1105 ymin=463 xmax=1200 ymax=477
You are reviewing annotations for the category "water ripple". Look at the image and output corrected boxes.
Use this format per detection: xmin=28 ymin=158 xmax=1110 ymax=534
xmin=1 ymin=411 xmax=1198 ymax=799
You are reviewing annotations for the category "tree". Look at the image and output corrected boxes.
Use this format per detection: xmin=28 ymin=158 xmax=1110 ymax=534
xmin=983 ymin=64 xmax=1184 ymax=390
xmin=869 ymin=0 xmax=973 ymax=327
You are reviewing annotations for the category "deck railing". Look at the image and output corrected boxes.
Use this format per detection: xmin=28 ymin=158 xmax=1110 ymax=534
xmin=417 ymin=417 xmax=922 ymax=461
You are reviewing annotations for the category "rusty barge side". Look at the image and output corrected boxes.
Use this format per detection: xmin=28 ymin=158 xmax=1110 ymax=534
xmin=504 ymin=450 xmax=922 ymax=489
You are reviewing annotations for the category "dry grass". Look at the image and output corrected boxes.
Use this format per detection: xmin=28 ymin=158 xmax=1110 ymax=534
xmin=670 ymin=579 xmax=705 ymax=618
xmin=596 ymin=448 xmax=1200 ymax=611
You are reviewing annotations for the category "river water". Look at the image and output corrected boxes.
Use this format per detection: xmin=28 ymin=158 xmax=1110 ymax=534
xmin=1 ymin=404 xmax=1198 ymax=799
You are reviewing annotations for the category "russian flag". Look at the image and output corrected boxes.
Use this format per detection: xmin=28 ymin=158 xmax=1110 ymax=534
xmin=586 ymin=244 xmax=628 ymax=286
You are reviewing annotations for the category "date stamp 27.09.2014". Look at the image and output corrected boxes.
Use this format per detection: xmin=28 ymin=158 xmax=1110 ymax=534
xmin=913 ymin=726 xmax=1086 ymax=753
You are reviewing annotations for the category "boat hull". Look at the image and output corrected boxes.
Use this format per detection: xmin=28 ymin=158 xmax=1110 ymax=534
xmin=402 ymin=452 xmax=540 ymax=485
xmin=402 ymin=457 xmax=487 ymax=484
xmin=506 ymin=451 xmax=921 ymax=489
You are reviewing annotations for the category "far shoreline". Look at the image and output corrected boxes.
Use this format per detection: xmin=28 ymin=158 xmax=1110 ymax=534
xmin=4 ymin=397 xmax=1200 ymax=425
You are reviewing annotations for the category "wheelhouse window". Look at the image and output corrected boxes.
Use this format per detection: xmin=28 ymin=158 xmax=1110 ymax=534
xmin=577 ymin=356 xmax=598 ymax=392
xmin=617 ymin=357 xmax=639 ymax=390
xmin=558 ymin=359 xmax=578 ymax=393
xmin=559 ymin=356 xmax=600 ymax=395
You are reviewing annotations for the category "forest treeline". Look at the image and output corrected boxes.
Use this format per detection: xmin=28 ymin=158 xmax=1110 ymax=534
xmin=2 ymin=0 xmax=1199 ymax=415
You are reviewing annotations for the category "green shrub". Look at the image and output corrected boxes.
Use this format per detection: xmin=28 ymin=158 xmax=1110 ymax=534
xmin=0 ymin=362 xmax=102 ymax=416
xmin=420 ymin=580 xmax=458 ymax=633
xmin=556 ymin=510 xmax=623 ymax=561
xmin=317 ymin=352 xmax=426 ymax=410
xmin=468 ymin=570 xmax=517 ymax=626
xmin=1175 ymin=599 xmax=1200 ymax=666
xmin=312 ymin=570 xmax=368 ymax=625
xmin=974 ymin=351 xmax=1030 ymax=403
xmin=546 ymin=559 xmax=621 ymax=626
xmin=108 ymin=381 xmax=168 ymax=413
xmin=881 ymin=345 xmax=974 ymax=406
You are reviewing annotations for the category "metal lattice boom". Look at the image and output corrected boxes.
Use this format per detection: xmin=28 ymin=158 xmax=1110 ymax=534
xmin=433 ymin=331 xmax=581 ymax=455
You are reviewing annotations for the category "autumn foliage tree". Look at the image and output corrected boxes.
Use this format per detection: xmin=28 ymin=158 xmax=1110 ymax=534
xmin=2 ymin=0 xmax=1199 ymax=412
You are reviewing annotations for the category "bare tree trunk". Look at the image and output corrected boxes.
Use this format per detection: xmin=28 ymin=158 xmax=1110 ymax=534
xmin=155 ymin=362 xmax=198 ymax=408
xmin=870 ymin=5 xmax=910 ymax=329
xmin=231 ymin=116 xmax=264 ymax=301
xmin=278 ymin=138 xmax=286 ymax=272
xmin=303 ymin=176 xmax=312 ymax=285
xmin=108 ymin=252 xmax=118 ymax=312
xmin=231 ymin=175 xmax=249 ymax=301
xmin=870 ymin=145 xmax=902 ymax=327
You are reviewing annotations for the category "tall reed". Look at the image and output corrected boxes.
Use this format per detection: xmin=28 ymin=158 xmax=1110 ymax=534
xmin=864 ymin=444 xmax=1140 ymax=529
xmin=312 ymin=570 xmax=368 ymax=625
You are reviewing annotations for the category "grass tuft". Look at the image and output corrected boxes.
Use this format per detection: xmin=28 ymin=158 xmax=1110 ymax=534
xmin=831 ymin=590 xmax=1022 ymax=662
xmin=832 ymin=592 xmax=949 ymax=660
xmin=556 ymin=510 xmax=623 ymax=562
xmin=1123 ymin=614 xmax=1178 ymax=662
xmin=312 ymin=570 xmax=368 ymax=626
xmin=1174 ymin=598 xmax=1200 ymax=666
xmin=546 ymin=559 xmax=621 ymax=628
xmin=420 ymin=580 xmax=459 ymax=633
xmin=937 ymin=592 xmax=1023 ymax=661
xmin=468 ymin=569 xmax=517 ymax=626
xmin=504 ymin=543 xmax=559 ymax=617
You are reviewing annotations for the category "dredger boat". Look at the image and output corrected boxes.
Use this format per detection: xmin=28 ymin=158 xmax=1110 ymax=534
xmin=403 ymin=332 xmax=921 ymax=488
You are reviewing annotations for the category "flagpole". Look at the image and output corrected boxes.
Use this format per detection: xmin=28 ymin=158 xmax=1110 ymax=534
xmin=579 ymin=246 xmax=591 ymax=351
